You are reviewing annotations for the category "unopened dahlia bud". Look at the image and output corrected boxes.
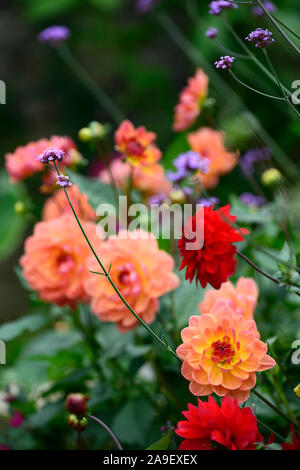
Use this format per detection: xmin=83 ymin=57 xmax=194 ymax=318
xmin=170 ymin=188 xmax=186 ymax=204
xmin=65 ymin=393 xmax=89 ymax=416
xmin=14 ymin=201 xmax=27 ymax=215
xmin=261 ymin=168 xmax=282 ymax=186
xmin=294 ymin=384 xmax=300 ymax=398
xmin=90 ymin=121 xmax=106 ymax=139
xmin=68 ymin=414 xmax=88 ymax=431
xmin=78 ymin=127 xmax=93 ymax=142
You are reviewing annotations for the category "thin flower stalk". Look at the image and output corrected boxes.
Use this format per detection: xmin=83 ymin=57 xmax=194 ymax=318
xmin=52 ymin=162 xmax=180 ymax=362
xmin=86 ymin=414 xmax=123 ymax=450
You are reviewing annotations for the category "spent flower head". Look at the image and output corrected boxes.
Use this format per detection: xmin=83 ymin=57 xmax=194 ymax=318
xmin=38 ymin=26 xmax=71 ymax=45
xmin=246 ymin=28 xmax=275 ymax=48
xmin=215 ymin=55 xmax=235 ymax=70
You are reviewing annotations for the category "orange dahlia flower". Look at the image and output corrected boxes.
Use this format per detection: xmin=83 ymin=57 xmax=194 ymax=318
xmin=188 ymin=127 xmax=237 ymax=189
xmin=115 ymin=120 xmax=162 ymax=167
xmin=177 ymin=300 xmax=275 ymax=403
xmin=173 ymin=68 xmax=209 ymax=132
xmin=42 ymin=185 xmax=96 ymax=222
xmin=85 ymin=230 xmax=179 ymax=332
xmin=5 ymin=136 xmax=81 ymax=183
xmin=199 ymin=277 xmax=258 ymax=320
xmin=99 ymin=159 xmax=171 ymax=198
xmin=20 ymin=214 xmax=99 ymax=307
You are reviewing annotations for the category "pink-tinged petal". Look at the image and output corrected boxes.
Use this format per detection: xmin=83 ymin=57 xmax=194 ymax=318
xmin=210 ymin=299 xmax=235 ymax=318
xmin=230 ymin=367 xmax=249 ymax=380
xmin=176 ymin=343 xmax=190 ymax=360
xmin=257 ymin=354 xmax=276 ymax=371
xmin=226 ymin=388 xmax=250 ymax=404
xmin=182 ymin=361 xmax=193 ymax=380
xmin=189 ymin=381 xmax=213 ymax=396
xmin=239 ymin=372 xmax=256 ymax=391
xmin=238 ymin=354 xmax=261 ymax=372
xmin=192 ymin=368 xmax=210 ymax=385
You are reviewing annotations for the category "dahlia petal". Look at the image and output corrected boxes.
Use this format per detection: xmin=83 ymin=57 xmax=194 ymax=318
xmin=257 ymin=354 xmax=276 ymax=371
xmin=189 ymin=381 xmax=213 ymax=396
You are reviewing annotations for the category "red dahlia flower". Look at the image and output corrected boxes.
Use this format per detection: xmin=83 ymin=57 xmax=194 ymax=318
xmin=176 ymin=396 xmax=263 ymax=450
xmin=178 ymin=205 xmax=248 ymax=289
xmin=282 ymin=426 xmax=300 ymax=450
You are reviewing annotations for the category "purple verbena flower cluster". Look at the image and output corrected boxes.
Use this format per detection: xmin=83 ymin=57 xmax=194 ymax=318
xmin=215 ymin=55 xmax=235 ymax=70
xmin=246 ymin=28 xmax=275 ymax=48
xmin=209 ymin=1 xmax=238 ymax=16
xmin=56 ymin=174 xmax=72 ymax=188
xmin=206 ymin=27 xmax=219 ymax=39
xmin=198 ymin=196 xmax=220 ymax=208
xmin=252 ymin=1 xmax=276 ymax=17
xmin=38 ymin=147 xmax=65 ymax=164
xmin=148 ymin=193 xmax=167 ymax=205
xmin=240 ymin=147 xmax=271 ymax=176
xmin=240 ymin=192 xmax=265 ymax=207
xmin=38 ymin=26 xmax=71 ymax=45
xmin=167 ymin=151 xmax=210 ymax=184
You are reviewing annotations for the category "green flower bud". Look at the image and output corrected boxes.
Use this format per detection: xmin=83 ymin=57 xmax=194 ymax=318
xmin=78 ymin=127 xmax=93 ymax=142
xmin=261 ymin=168 xmax=282 ymax=186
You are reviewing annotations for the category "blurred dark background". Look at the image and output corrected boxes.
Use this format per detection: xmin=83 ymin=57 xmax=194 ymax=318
xmin=1 ymin=0 xmax=300 ymax=323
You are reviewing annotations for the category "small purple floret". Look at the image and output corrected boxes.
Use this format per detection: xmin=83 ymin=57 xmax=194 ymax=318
xmin=240 ymin=192 xmax=265 ymax=207
xmin=167 ymin=151 xmax=210 ymax=183
xmin=38 ymin=147 xmax=65 ymax=164
xmin=240 ymin=147 xmax=271 ymax=176
xmin=246 ymin=28 xmax=275 ymax=48
xmin=148 ymin=193 xmax=167 ymax=205
xmin=215 ymin=55 xmax=235 ymax=70
xmin=252 ymin=1 xmax=276 ymax=17
xmin=209 ymin=1 xmax=238 ymax=16
xmin=198 ymin=196 xmax=220 ymax=208
xmin=57 ymin=174 xmax=72 ymax=188
xmin=38 ymin=26 xmax=71 ymax=45
xmin=136 ymin=0 xmax=158 ymax=13
xmin=206 ymin=27 xmax=218 ymax=39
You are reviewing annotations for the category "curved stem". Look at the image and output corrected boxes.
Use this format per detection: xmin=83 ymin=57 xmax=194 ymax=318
xmin=256 ymin=0 xmax=300 ymax=57
xmin=222 ymin=16 xmax=292 ymax=98
xmin=229 ymin=70 xmax=285 ymax=100
xmin=53 ymin=163 xmax=180 ymax=362
xmin=253 ymin=390 xmax=299 ymax=428
xmin=86 ymin=414 xmax=123 ymax=450
xmin=271 ymin=14 xmax=300 ymax=42
xmin=262 ymin=48 xmax=300 ymax=120
xmin=237 ymin=250 xmax=300 ymax=297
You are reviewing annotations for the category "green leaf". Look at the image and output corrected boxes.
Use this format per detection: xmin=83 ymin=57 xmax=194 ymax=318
xmin=67 ymin=170 xmax=120 ymax=209
xmin=0 ymin=314 xmax=48 ymax=342
xmin=22 ymin=330 xmax=82 ymax=358
xmin=23 ymin=0 xmax=82 ymax=20
xmin=147 ymin=429 xmax=172 ymax=450
xmin=163 ymin=134 xmax=189 ymax=170
xmin=0 ymin=171 xmax=27 ymax=262
xmin=174 ymin=269 xmax=205 ymax=328
xmin=112 ymin=399 xmax=153 ymax=445
xmin=26 ymin=402 xmax=62 ymax=428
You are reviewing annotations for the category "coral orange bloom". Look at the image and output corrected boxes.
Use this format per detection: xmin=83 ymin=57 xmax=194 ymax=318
xmin=178 ymin=205 xmax=248 ymax=289
xmin=199 ymin=277 xmax=258 ymax=320
xmin=5 ymin=136 xmax=81 ymax=183
xmin=115 ymin=120 xmax=162 ymax=167
xmin=20 ymin=214 xmax=99 ymax=307
xmin=188 ymin=127 xmax=237 ymax=189
xmin=99 ymin=159 xmax=171 ymax=198
xmin=173 ymin=68 xmax=209 ymax=132
xmin=176 ymin=396 xmax=263 ymax=450
xmin=176 ymin=300 xmax=275 ymax=403
xmin=85 ymin=230 xmax=179 ymax=332
xmin=42 ymin=185 xmax=96 ymax=222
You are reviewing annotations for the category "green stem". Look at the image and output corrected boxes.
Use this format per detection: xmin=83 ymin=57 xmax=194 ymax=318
xmin=263 ymin=48 xmax=300 ymax=120
xmin=256 ymin=417 xmax=285 ymax=442
xmin=57 ymin=44 xmax=124 ymax=124
xmin=53 ymin=163 xmax=180 ymax=362
xmin=253 ymin=389 xmax=299 ymax=428
xmin=222 ymin=15 xmax=292 ymax=98
xmin=229 ymin=70 xmax=285 ymax=101
xmin=267 ymin=341 xmax=296 ymax=390
xmin=271 ymin=14 xmax=300 ymax=42
xmin=215 ymin=39 xmax=250 ymax=59
xmin=86 ymin=414 xmax=123 ymax=450
xmin=256 ymin=0 xmax=300 ymax=57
